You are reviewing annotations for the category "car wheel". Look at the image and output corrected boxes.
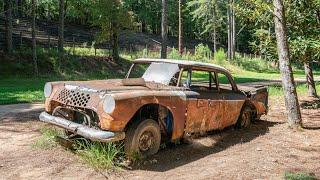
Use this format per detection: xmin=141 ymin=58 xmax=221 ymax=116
xmin=125 ymin=119 xmax=161 ymax=158
xmin=236 ymin=105 xmax=253 ymax=128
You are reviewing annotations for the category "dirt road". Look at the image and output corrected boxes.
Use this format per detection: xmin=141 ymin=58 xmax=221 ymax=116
xmin=0 ymin=97 xmax=320 ymax=179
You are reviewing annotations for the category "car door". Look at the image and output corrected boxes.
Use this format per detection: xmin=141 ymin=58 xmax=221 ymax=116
xmin=184 ymin=70 xmax=224 ymax=134
xmin=217 ymin=73 xmax=246 ymax=129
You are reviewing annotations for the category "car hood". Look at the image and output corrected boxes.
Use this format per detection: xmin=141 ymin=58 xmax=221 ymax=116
xmin=54 ymin=79 xmax=172 ymax=93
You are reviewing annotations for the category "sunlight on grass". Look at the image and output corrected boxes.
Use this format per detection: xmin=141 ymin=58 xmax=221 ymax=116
xmin=269 ymin=83 xmax=320 ymax=97
xmin=284 ymin=172 xmax=317 ymax=180
xmin=75 ymin=140 xmax=125 ymax=169
xmin=33 ymin=127 xmax=64 ymax=149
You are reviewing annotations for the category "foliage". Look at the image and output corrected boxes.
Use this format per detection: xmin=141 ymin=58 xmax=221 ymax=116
xmin=232 ymin=55 xmax=275 ymax=73
xmin=168 ymin=47 xmax=181 ymax=59
xmin=90 ymin=0 xmax=133 ymax=44
xmin=187 ymin=0 xmax=224 ymax=40
xmin=214 ymin=48 xmax=226 ymax=65
xmin=194 ymin=43 xmax=212 ymax=62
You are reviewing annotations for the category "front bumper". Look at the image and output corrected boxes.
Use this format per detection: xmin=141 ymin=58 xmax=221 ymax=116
xmin=39 ymin=112 xmax=125 ymax=142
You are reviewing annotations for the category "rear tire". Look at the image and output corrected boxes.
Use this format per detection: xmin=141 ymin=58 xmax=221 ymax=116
xmin=236 ymin=105 xmax=253 ymax=129
xmin=124 ymin=119 xmax=161 ymax=158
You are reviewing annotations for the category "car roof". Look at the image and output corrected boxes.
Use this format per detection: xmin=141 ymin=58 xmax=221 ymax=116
xmin=134 ymin=58 xmax=230 ymax=74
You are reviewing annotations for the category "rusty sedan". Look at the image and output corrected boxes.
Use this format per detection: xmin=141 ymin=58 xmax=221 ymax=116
xmin=39 ymin=58 xmax=268 ymax=156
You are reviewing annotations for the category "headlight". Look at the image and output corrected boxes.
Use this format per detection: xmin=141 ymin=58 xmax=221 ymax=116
xmin=44 ymin=83 xmax=52 ymax=98
xmin=103 ymin=95 xmax=115 ymax=114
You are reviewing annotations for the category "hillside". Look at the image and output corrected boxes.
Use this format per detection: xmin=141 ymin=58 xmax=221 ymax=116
xmin=0 ymin=15 xmax=214 ymax=52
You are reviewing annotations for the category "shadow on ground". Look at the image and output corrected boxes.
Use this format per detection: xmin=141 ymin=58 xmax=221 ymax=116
xmin=132 ymin=119 xmax=280 ymax=172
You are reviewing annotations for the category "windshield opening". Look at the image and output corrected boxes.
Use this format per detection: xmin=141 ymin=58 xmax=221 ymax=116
xmin=127 ymin=62 xmax=181 ymax=85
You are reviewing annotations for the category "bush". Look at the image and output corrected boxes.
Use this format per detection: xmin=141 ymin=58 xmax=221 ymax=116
xmin=168 ymin=47 xmax=181 ymax=59
xmin=214 ymin=48 xmax=226 ymax=65
xmin=194 ymin=43 xmax=212 ymax=62
xmin=232 ymin=55 xmax=275 ymax=73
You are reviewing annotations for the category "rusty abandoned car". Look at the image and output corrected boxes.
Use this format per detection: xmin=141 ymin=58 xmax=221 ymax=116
xmin=39 ymin=58 xmax=268 ymax=156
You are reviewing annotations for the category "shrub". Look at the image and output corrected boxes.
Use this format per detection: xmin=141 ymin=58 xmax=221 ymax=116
xmin=214 ymin=48 xmax=226 ymax=65
xmin=194 ymin=43 xmax=212 ymax=62
xmin=168 ymin=47 xmax=181 ymax=59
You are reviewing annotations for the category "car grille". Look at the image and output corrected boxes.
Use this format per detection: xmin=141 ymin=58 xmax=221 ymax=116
xmin=56 ymin=89 xmax=91 ymax=107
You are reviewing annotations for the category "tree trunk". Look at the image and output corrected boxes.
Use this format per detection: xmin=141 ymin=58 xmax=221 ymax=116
xmin=161 ymin=0 xmax=168 ymax=59
xmin=178 ymin=0 xmax=183 ymax=56
xmin=32 ymin=0 xmax=38 ymax=76
xmin=141 ymin=20 xmax=146 ymax=33
xmin=111 ymin=21 xmax=119 ymax=62
xmin=231 ymin=0 xmax=236 ymax=59
xmin=304 ymin=61 xmax=317 ymax=97
xmin=212 ymin=3 xmax=217 ymax=54
xmin=18 ymin=0 xmax=23 ymax=17
xmin=273 ymin=0 xmax=302 ymax=128
xmin=58 ymin=0 xmax=65 ymax=65
xmin=4 ymin=0 xmax=13 ymax=54
xmin=227 ymin=0 xmax=231 ymax=60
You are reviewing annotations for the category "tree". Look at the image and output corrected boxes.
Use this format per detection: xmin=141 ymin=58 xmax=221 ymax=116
xmin=90 ymin=0 xmax=132 ymax=62
xmin=187 ymin=0 xmax=222 ymax=54
xmin=286 ymin=0 xmax=320 ymax=97
xmin=4 ymin=0 xmax=13 ymax=54
xmin=32 ymin=0 xmax=38 ymax=76
xmin=178 ymin=0 xmax=183 ymax=55
xmin=58 ymin=0 xmax=65 ymax=65
xmin=227 ymin=0 xmax=235 ymax=60
xmin=161 ymin=0 xmax=168 ymax=59
xmin=273 ymin=0 xmax=302 ymax=128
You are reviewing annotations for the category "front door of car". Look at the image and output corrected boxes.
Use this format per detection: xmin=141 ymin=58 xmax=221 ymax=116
xmin=183 ymin=70 xmax=224 ymax=134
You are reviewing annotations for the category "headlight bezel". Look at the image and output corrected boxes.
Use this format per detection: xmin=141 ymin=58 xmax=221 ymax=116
xmin=102 ymin=95 xmax=116 ymax=114
xmin=44 ymin=83 xmax=52 ymax=98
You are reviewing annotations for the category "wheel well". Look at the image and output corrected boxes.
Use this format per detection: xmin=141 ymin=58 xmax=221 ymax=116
xmin=243 ymin=101 xmax=257 ymax=119
xmin=125 ymin=104 xmax=174 ymax=140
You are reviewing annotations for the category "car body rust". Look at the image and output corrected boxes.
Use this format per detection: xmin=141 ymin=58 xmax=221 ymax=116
xmin=41 ymin=58 xmax=268 ymax=142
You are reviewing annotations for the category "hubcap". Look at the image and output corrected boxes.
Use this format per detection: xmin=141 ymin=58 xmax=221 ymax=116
xmin=138 ymin=131 xmax=154 ymax=152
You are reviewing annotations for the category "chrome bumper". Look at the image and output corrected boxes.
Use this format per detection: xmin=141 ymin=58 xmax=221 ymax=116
xmin=39 ymin=112 xmax=125 ymax=142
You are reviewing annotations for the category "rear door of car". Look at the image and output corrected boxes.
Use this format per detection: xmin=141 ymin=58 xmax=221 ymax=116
xmin=217 ymin=73 xmax=246 ymax=129
xmin=184 ymin=69 xmax=224 ymax=134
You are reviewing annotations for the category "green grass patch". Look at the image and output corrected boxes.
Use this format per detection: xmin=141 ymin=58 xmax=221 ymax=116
xmin=268 ymin=82 xmax=320 ymax=97
xmin=75 ymin=140 xmax=125 ymax=169
xmin=33 ymin=127 xmax=64 ymax=149
xmin=284 ymin=172 xmax=317 ymax=180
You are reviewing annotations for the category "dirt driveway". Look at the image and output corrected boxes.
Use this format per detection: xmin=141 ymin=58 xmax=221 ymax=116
xmin=0 ymin=97 xmax=319 ymax=180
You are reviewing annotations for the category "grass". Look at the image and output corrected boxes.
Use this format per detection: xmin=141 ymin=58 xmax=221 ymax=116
xmin=284 ymin=172 xmax=317 ymax=180
xmin=33 ymin=126 xmax=64 ymax=149
xmin=269 ymin=82 xmax=320 ymax=97
xmin=34 ymin=126 xmax=125 ymax=169
xmin=75 ymin=140 xmax=125 ymax=169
